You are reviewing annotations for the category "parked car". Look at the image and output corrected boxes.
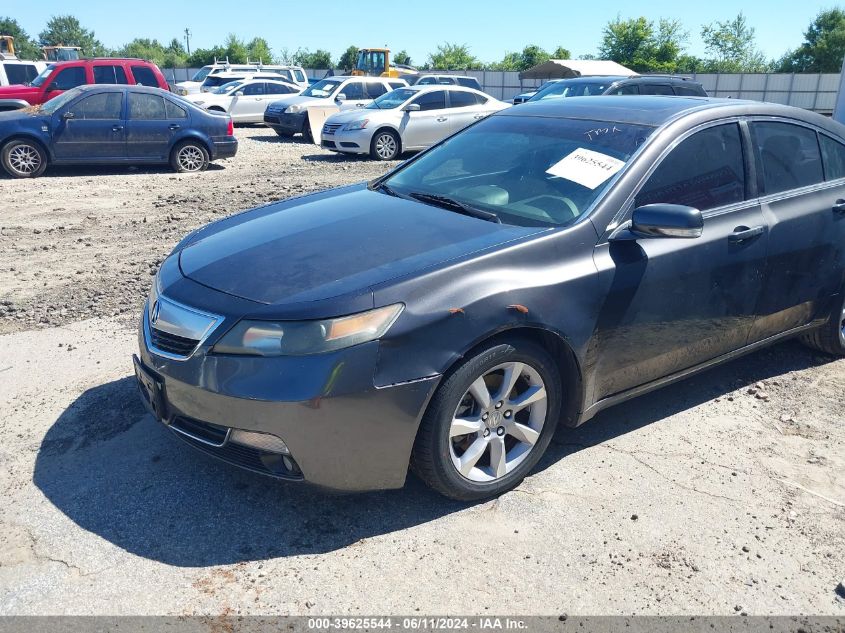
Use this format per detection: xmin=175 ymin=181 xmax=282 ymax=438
xmin=174 ymin=63 xmax=308 ymax=96
xmin=198 ymin=66 xmax=307 ymax=93
xmin=134 ymin=95 xmax=845 ymax=499
xmin=321 ymin=85 xmax=508 ymax=160
xmin=0 ymin=58 xmax=170 ymax=111
xmin=263 ymin=75 xmax=408 ymax=141
xmin=526 ymin=75 xmax=707 ymax=102
xmin=511 ymin=80 xmax=556 ymax=104
xmin=0 ymin=57 xmax=48 ymax=87
xmin=186 ymin=79 xmax=300 ymax=123
xmin=414 ymin=74 xmax=483 ymax=91
xmin=0 ymin=85 xmax=236 ymax=178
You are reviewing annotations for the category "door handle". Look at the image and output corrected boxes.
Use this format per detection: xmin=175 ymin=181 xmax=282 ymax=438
xmin=833 ymin=198 xmax=845 ymax=214
xmin=112 ymin=125 xmax=123 ymax=132
xmin=436 ymin=117 xmax=448 ymax=122
xmin=169 ymin=124 xmax=181 ymax=130
xmin=728 ymin=225 xmax=765 ymax=243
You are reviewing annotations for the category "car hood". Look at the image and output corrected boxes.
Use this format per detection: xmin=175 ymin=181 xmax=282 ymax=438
xmin=0 ymin=85 xmax=41 ymax=99
xmin=178 ymin=183 xmax=543 ymax=306
xmin=265 ymin=94 xmax=329 ymax=109
xmin=326 ymin=108 xmax=397 ymax=125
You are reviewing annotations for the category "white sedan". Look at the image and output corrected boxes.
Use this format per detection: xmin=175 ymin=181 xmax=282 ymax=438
xmin=320 ymin=85 xmax=509 ymax=160
xmin=186 ymin=79 xmax=301 ymax=123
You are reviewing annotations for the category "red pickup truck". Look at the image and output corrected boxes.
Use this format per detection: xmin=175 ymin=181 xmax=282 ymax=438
xmin=0 ymin=58 xmax=169 ymax=111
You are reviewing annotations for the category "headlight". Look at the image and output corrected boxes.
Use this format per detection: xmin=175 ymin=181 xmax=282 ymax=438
xmin=285 ymin=104 xmax=304 ymax=114
xmin=344 ymin=119 xmax=369 ymax=131
xmin=212 ymin=304 xmax=404 ymax=357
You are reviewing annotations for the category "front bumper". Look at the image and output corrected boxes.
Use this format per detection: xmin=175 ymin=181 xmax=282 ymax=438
xmin=263 ymin=110 xmax=306 ymax=134
xmin=136 ymin=307 xmax=440 ymax=491
xmin=321 ymin=128 xmax=370 ymax=154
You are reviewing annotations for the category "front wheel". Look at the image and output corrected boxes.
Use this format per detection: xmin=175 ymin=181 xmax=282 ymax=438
xmin=300 ymin=121 xmax=313 ymax=143
xmin=412 ymin=338 xmax=561 ymax=500
xmin=170 ymin=140 xmax=209 ymax=173
xmin=800 ymin=293 xmax=845 ymax=356
xmin=370 ymin=129 xmax=400 ymax=161
xmin=1 ymin=139 xmax=48 ymax=178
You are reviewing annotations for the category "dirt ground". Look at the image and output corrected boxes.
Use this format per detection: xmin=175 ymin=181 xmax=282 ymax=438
xmin=0 ymin=127 xmax=843 ymax=616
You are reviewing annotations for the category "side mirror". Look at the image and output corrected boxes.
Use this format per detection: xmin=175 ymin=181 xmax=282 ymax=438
xmin=403 ymin=103 xmax=421 ymax=112
xmin=234 ymin=90 xmax=244 ymax=96
xmin=627 ymin=204 xmax=703 ymax=239
xmin=62 ymin=111 xmax=75 ymax=120
xmin=335 ymin=93 xmax=346 ymax=102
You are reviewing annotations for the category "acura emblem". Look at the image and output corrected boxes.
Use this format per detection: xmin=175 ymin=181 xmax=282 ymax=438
xmin=150 ymin=300 xmax=161 ymax=325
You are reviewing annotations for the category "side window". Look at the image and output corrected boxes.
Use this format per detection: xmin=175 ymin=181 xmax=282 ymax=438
xmin=275 ymin=70 xmax=292 ymax=82
xmin=674 ymin=85 xmax=703 ymax=96
xmin=242 ymin=83 xmax=265 ymax=95
xmin=636 ymin=123 xmax=746 ymax=211
xmin=294 ymin=69 xmax=306 ymax=83
xmin=412 ymin=90 xmax=447 ymax=111
xmin=265 ymin=82 xmax=295 ymax=95
xmin=447 ymin=90 xmax=477 ymax=108
xmin=130 ymin=65 xmax=159 ymax=87
xmin=365 ymin=82 xmax=387 ymax=98
xmin=340 ymin=82 xmax=367 ymax=100
xmin=417 ymin=77 xmax=435 ymax=85
xmin=641 ymin=84 xmax=674 ymax=95
xmin=50 ymin=67 xmax=86 ymax=90
xmin=5 ymin=64 xmax=39 ymax=85
xmin=820 ymin=134 xmax=845 ymax=181
xmin=456 ymin=77 xmax=481 ymax=90
xmin=613 ymin=84 xmax=639 ymax=95
xmin=74 ymin=92 xmax=123 ymax=119
xmin=437 ymin=77 xmax=455 ymax=85
xmin=388 ymin=81 xmax=405 ymax=90
xmin=750 ymin=121 xmax=824 ymax=195
xmin=93 ymin=65 xmax=128 ymax=84
xmin=165 ymin=99 xmax=187 ymax=119
xmin=128 ymin=93 xmax=166 ymax=119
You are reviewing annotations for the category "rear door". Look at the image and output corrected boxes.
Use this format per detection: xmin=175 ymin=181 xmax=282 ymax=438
xmin=403 ymin=89 xmax=449 ymax=149
xmin=92 ymin=64 xmax=129 ymax=85
xmin=52 ymin=90 xmax=126 ymax=160
xmin=445 ymin=90 xmax=485 ymax=134
xmin=125 ymin=92 xmax=174 ymax=160
xmin=746 ymin=119 xmax=843 ymax=341
xmin=591 ymin=121 xmax=769 ymax=398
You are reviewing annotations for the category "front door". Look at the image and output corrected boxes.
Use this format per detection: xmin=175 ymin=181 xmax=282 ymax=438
xmin=52 ymin=91 xmax=126 ymax=160
xmin=403 ymin=89 xmax=449 ymax=149
xmin=591 ymin=122 xmax=769 ymax=400
xmin=230 ymin=81 xmax=269 ymax=121
xmin=43 ymin=65 xmax=87 ymax=101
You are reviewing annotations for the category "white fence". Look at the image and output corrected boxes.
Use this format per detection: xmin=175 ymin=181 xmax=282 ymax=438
xmin=161 ymin=67 xmax=841 ymax=113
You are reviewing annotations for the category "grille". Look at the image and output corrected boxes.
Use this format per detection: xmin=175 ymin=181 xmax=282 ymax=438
xmin=171 ymin=416 xmax=229 ymax=445
xmin=322 ymin=123 xmax=342 ymax=135
xmin=322 ymin=140 xmax=337 ymax=149
xmin=174 ymin=428 xmax=303 ymax=480
xmin=264 ymin=115 xmax=280 ymax=124
xmin=150 ymin=327 xmax=199 ymax=357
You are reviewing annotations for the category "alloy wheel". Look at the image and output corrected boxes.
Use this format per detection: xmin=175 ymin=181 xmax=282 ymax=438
xmin=449 ymin=361 xmax=548 ymax=483
xmin=178 ymin=146 xmax=204 ymax=171
xmin=8 ymin=144 xmax=41 ymax=175
xmin=374 ymin=133 xmax=397 ymax=159
xmin=840 ymin=300 xmax=845 ymax=346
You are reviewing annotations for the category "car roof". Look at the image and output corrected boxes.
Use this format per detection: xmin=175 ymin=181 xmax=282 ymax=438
xmin=505 ymin=95 xmax=838 ymax=130
xmin=403 ymin=84 xmax=484 ymax=94
xmin=72 ymin=84 xmax=171 ymax=96
xmin=324 ymin=75 xmax=392 ymax=82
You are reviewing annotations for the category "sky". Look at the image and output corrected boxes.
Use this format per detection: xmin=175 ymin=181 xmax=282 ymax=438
xmin=7 ymin=0 xmax=834 ymax=64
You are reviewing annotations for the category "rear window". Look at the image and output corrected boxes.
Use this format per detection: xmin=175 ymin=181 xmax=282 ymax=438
xmin=129 ymin=92 xmax=166 ymax=119
xmin=165 ymin=99 xmax=187 ymax=119
xmin=456 ymin=77 xmax=481 ymax=90
xmin=130 ymin=65 xmax=159 ymax=87
xmin=750 ymin=121 xmax=824 ymax=194
xmin=448 ymin=91 xmax=478 ymax=108
xmin=4 ymin=63 xmax=40 ymax=85
xmin=641 ymin=84 xmax=675 ymax=95
xmin=674 ymin=84 xmax=705 ymax=96
xmin=820 ymin=134 xmax=845 ymax=181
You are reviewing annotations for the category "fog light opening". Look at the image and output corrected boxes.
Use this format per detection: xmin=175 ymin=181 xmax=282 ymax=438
xmin=229 ymin=429 xmax=290 ymax=454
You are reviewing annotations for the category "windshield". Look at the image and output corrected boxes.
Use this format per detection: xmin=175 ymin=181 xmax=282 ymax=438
xmin=40 ymin=87 xmax=85 ymax=114
xmin=531 ymin=80 xmax=613 ymax=101
xmin=30 ymin=65 xmax=55 ymax=88
xmin=201 ymin=75 xmax=247 ymax=89
xmin=191 ymin=66 xmax=212 ymax=82
xmin=366 ymin=88 xmax=416 ymax=110
xmin=383 ymin=115 xmax=654 ymax=227
xmin=213 ymin=80 xmax=244 ymax=95
xmin=301 ymin=79 xmax=342 ymax=98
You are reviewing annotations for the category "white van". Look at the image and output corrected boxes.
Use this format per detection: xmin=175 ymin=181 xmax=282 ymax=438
xmin=174 ymin=62 xmax=308 ymax=95
xmin=0 ymin=58 xmax=48 ymax=87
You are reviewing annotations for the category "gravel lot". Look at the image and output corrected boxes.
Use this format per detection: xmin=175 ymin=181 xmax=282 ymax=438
xmin=0 ymin=127 xmax=843 ymax=616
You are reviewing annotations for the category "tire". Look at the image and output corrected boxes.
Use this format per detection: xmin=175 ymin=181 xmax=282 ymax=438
xmin=370 ymin=129 xmax=400 ymax=161
xmin=411 ymin=338 xmax=562 ymax=501
xmin=1 ymin=138 xmax=48 ymax=178
xmin=300 ymin=121 xmax=313 ymax=143
xmin=800 ymin=293 xmax=845 ymax=356
xmin=170 ymin=140 xmax=209 ymax=173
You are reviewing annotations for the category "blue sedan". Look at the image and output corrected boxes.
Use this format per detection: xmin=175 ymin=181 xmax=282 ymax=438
xmin=0 ymin=85 xmax=238 ymax=178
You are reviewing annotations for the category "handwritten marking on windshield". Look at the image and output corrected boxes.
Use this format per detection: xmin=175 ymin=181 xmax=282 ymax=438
xmin=584 ymin=126 xmax=622 ymax=141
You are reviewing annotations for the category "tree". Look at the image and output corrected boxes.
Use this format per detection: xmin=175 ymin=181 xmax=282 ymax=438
xmin=551 ymin=46 xmax=571 ymax=59
xmin=222 ymin=33 xmax=248 ymax=64
xmin=337 ymin=45 xmax=359 ymax=71
xmin=0 ymin=17 xmax=42 ymax=60
xmin=701 ymin=12 xmax=769 ymax=72
xmin=598 ymin=15 xmax=688 ymax=73
xmin=426 ymin=43 xmax=482 ymax=70
xmin=776 ymin=8 xmax=845 ymax=72
xmin=118 ymin=38 xmax=166 ymax=65
xmin=292 ymin=47 xmax=333 ymax=68
xmin=247 ymin=37 xmax=272 ymax=64
xmin=38 ymin=14 xmax=106 ymax=57
xmin=393 ymin=49 xmax=412 ymax=66
xmin=491 ymin=44 xmax=559 ymax=71
xmin=186 ymin=46 xmax=226 ymax=66
xmin=163 ymin=38 xmax=187 ymax=68
xmin=277 ymin=47 xmax=293 ymax=64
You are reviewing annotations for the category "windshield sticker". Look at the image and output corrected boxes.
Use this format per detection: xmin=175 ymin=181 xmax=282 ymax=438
xmin=545 ymin=148 xmax=625 ymax=189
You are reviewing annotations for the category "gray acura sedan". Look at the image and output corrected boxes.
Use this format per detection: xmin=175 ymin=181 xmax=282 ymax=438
xmin=135 ymin=96 xmax=845 ymax=500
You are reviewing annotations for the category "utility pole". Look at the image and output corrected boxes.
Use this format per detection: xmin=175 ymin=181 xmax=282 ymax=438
xmin=184 ymin=28 xmax=191 ymax=56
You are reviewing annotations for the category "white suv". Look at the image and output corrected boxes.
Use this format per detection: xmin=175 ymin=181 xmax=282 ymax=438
xmin=0 ymin=58 xmax=48 ymax=87
xmin=174 ymin=63 xmax=308 ymax=95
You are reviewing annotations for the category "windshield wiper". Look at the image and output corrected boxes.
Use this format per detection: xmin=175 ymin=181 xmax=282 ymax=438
xmin=369 ymin=181 xmax=400 ymax=197
xmin=408 ymin=192 xmax=501 ymax=223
